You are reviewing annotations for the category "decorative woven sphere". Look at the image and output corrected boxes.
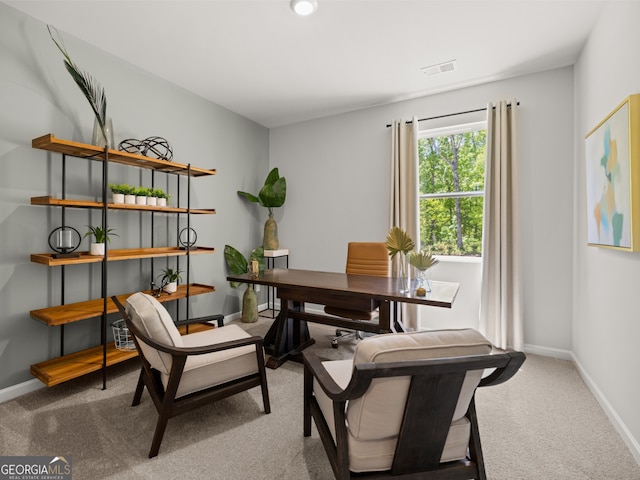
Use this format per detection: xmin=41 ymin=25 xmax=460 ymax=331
xmin=118 ymin=138 xmax=145 ymax=155
xmin=142 ymin=136 xmax=173 ymax=161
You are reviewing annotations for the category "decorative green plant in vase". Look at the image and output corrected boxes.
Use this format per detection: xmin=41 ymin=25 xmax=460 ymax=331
xmin=224 ymin=245 xmax=265 ymax=323
xmin=158 ymin=267 xmax=183 ymax=293
xmin=84 ymin=225 xmax=118 ymax=256
xmin=48 ymin=25 xmax=112 ymax=147
xmin=385 ymin=226 xmax=415 ymax=293
xmin=408 ymin=250 xmax=439 ymax=295
xmin=237 ymin=168 xmax=286 ymax=250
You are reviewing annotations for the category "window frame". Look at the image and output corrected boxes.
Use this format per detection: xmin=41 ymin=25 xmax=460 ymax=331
xmin=417 ymin=120 xmax=487 ymax=259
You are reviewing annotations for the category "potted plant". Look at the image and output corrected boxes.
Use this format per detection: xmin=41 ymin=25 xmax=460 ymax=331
xmin=158 ymin=190 xmax=170 ymax=207
xmin=108 ymin=183 xmax=130 ymax=204
xmin=135 ymin=186 xmax=150 ymax=205
xmin=407 ymin=250 xmax=439 ymax=295
xmin=121 ymin=184 xmax=136 ymax=204
xmin=237 ymin=168 xmax=286 ymax=250
xmin=148 ymin=188 xmax=166 ymax=207
xmin=224 ymin=245 xmax=264 ymax=322
xmin=385 ymin=226 xmax=415 ymax=293
xmin=159 ymin=267 xmax=183 ymax=293
xmin=84 ymin=225 xmax=118 ymax=256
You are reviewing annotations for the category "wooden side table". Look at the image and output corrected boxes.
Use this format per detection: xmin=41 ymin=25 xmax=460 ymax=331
xmin=261 ymin=248 xmax=289 ymax=318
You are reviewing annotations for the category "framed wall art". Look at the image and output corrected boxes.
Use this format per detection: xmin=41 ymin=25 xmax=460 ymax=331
xmin=585 ymin=94 xmax=640 ymax=251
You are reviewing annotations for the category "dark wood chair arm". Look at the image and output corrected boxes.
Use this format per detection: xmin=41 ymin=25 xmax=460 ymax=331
xmin=303 ymin=351 xmax=376 ymax=402
xmin=479 ymin=350 xmax=526 ymax=387
xmin=139 ymin=334 xmax=264 ymax=358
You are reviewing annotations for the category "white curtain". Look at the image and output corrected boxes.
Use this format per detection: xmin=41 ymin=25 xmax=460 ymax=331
xmin=390 ymin=117 xmax=419 ymax=330
xmin=479 ymin=100 xmax=523 ymax=350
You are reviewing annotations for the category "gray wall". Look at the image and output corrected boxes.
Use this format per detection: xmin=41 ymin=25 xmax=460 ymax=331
xmin=574 ymin=0 xmax=640 ymax=461
xmin=0 ymin=3 xmax=269 ymax=389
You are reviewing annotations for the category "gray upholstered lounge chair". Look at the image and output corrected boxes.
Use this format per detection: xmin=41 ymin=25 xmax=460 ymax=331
xmin=303 ymin=328 xmax=525 ymax=479
xmin=113 ymin=292 xmax=270 ymax=457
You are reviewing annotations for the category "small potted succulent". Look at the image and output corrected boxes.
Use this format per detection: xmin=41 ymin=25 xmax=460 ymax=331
xmin=148 ymin=188 xmax=166 ymax=207
xmin=135 ymin=186 xmax=150 ymax=205
xmin=159 ymin=267 xmax=183 ymax=293
xmin=108 ymin=183 xmax=130 ymax=204
xmin=84 ymin=225 xmax=118 ymax=256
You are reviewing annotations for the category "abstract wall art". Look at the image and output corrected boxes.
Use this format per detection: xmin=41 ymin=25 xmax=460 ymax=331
xmin=585 ymin=94 xmax=640 ymax=251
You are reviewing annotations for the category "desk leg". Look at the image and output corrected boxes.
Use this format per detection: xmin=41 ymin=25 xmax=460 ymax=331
xmin=265 ymin=299 xmax=314 ymax=369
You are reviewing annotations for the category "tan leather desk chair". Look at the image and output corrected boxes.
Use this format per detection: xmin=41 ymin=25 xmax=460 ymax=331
xmin=324 ymin=242 xmax=390 ymax=347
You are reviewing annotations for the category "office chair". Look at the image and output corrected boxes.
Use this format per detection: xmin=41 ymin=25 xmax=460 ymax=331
xmin=324 ymin=242 xmax=390 ymax=348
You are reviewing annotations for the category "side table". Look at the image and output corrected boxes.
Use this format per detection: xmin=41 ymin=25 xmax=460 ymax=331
xmin=261 ymin=248 xmax=289 ymax=318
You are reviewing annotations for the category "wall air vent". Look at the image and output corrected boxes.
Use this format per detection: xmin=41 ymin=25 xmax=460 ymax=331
xmin=421 ymin=60 xmax=457 ymax=77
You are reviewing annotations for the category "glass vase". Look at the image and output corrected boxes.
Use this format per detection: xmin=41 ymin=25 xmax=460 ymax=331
xmin=416 ymin=268 xmax=432 ymax=293
xmin=398 ymin=253 xmax=411 ymax=293
xmin=92 ymin=116 xmax=115 ymax=149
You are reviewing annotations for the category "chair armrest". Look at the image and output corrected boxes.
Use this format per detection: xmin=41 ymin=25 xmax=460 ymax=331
xmin=303 ymin=351 xmax=375 ymax=402
xmin=149 ymin=335 xmax=265 ymax=357
xmin=478 ymin=349 xmax=526 ymax=387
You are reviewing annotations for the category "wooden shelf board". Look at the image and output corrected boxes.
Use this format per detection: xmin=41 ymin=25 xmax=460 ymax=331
xmin=31 ymin=196 xmax=215 ymax=215
xmin=30 ymin=284 xmax=215 ymax=326
xmin=31 ymin=246 xmax=216 ymax=266
xmin=30 ymin=322 xmax=215 ymax=387
xmin=32 ymin=134 xmax=216 ymax=177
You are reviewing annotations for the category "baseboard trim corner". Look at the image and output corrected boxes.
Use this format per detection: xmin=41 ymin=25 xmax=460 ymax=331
xmin=523 ymin=343 xmax=572 ymax=360
xmin=0 ymin=378 xmax=44 ymax=404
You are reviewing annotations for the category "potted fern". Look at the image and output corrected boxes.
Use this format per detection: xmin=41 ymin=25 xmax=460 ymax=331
xmin=84 ymin=225 xmax=118 ymax=256
xmin=224 ymin=245 xmax=264 ymax=322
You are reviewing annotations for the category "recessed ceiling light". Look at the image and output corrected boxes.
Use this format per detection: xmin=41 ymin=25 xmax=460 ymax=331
xmin=291 ymin=0 xmax=318 ymax=16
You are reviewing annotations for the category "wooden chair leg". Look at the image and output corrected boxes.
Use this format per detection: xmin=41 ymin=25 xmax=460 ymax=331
xmin=303 ymin=364 xmax=312 ymax=437
xmin=468 ymin=397 xmax=487 ymax=480
xmin=132 ymin=368 xmax=145 ymax=407
xmin=148 ymin=409 xmax=171 ymax=458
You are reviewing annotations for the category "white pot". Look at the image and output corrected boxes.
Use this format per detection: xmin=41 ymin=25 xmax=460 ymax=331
xmin=136 ymin=196 xmax=147 ymax=205
xmin=147 ymin=197 xmax=157 ymax=206
xmin=163 ymin=282 xmax=177 ymax=293
xmin=90 ymin=243 xmax=105 ymax=256
xmin=112 ymin=193 xmax=124 ymax=204
xmin=124 ymin=194 xmax=136 ymax=205
xmin=157 ymin=198 xmax=167 ymax=207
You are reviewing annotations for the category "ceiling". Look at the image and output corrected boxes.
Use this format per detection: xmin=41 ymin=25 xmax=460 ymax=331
xmin=7 ymin=0 xmax=606 ymax=128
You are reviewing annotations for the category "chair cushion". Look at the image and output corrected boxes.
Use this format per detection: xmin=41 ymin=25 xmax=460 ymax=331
xmin=125 ymin=292 xmax=183 ymax=374
xmin=164 ymin=324 xmax=259 ymax=398
xmin=314 ymin=328 xmax=492 ymax=473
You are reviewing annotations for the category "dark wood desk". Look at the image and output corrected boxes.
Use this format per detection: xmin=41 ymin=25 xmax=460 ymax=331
xmin=227 ymin=268 xmax=459 ymax=368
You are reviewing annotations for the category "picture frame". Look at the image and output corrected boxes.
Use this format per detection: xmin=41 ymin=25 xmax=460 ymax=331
xmin=585 ymin=94 xmax=640 ymax=251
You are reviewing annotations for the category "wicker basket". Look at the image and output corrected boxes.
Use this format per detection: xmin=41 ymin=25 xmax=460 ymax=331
xmin=111 ymin=319 xmax=136 ymax=351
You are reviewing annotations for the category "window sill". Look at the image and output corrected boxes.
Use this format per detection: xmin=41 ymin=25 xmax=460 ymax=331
xmin=434 ymin=255 xmax=482 ymax=264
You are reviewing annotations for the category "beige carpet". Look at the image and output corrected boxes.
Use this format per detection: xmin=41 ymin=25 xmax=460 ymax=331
xmin=1 ymin=317 xmax=639 ymax=480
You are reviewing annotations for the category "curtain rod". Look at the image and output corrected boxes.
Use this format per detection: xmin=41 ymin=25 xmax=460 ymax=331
xmin=385 ymin=102 xmax=520 ymax=128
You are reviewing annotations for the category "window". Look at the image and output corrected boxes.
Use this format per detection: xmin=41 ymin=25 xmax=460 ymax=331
xmin=418 ymin=121 xmax=487 ymax=257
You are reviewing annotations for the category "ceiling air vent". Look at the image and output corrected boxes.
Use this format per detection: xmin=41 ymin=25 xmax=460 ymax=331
xmin=421 ymin=60 xmax=457 ymax=77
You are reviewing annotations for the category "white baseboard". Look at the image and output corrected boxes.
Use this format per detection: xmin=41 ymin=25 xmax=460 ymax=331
xmin=523 ymin=343 xmax=573 ymax=360
xmin=0 ymin=378 xmax=44 ymax=404
xmin=571 ymin=353 xmax=640 ymax=464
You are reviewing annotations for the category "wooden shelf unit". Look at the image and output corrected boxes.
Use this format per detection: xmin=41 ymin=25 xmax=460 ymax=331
xmin=29 ymin=133 xmax=219 ymax=387
xmin=31 ymin=196 xmax=216 ymax=215
xmin=32 ymin=134 xmax=216 ymax=177
xmin=31 ymin=246 xmax=216 ymax=266
xmin=30 ymin=322 xmax=215 ymax=387
xmin=30 ymin=284 xmax=215 ymax=326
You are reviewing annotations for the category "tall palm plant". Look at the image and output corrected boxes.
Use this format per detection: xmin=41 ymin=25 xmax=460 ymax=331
xmin=47 ymin=25 xmax=108 ymax=141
